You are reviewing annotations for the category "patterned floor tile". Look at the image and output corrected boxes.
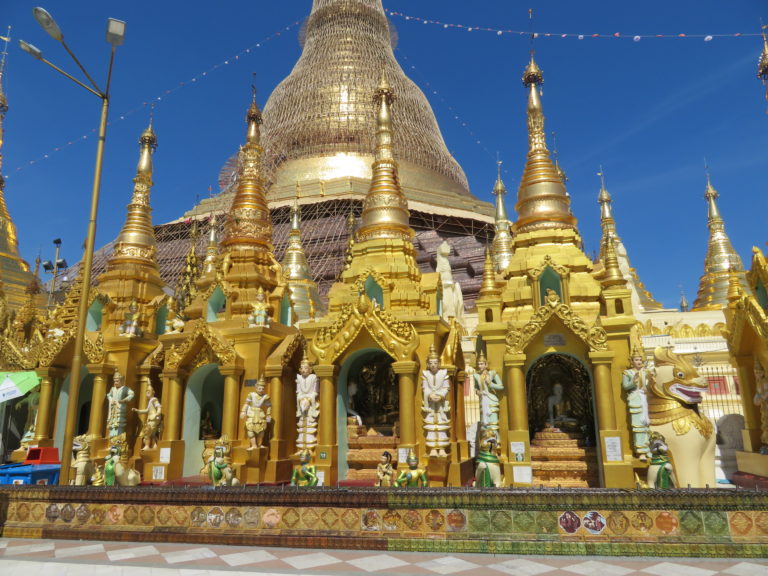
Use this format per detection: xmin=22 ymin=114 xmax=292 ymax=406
xmin=54 ymin=543 xmax=106 ymax=558
xmin=282 ymin=551 xmax=343 ymax=570
xmin=106 ymin=545 xmax=160 ymax=561
xmin=563 ymin=560 xmax=634 ymax=576
xmin=722 ymin=562 xmax=768 ymax=576
xmin=162 ymin=547 xmax=218 ymax=564
xmin=219 ymin=549 xmax=279 ymax=566
xmin=641 ymin=562 xmax=716 ymax=576
xmin=2 ymin=542 xmax=56 ymax=555
xmin=417 ymin=556 xmax=481 ymax=574
xmin=487 ymin=558 xmax=557 ymax=575
xmin=346 ymin=553 xmax=412 ymax=572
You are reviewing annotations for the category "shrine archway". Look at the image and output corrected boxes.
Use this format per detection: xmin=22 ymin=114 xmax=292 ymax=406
xmin=182 ymin=363 xmax=224 ymax=477
xmin=337 ymin=347 xmax=397 ymax=482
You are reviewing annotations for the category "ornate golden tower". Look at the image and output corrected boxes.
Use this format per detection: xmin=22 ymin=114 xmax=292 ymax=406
xmin=513 ymin=56 xmax=577 ymax=235
xmin=281 ymin=197 xmax=325 ymax=322
xmin=0 ymin=33 xmax=35 ymax=310
xmin=475 ymin=54 xmax=635 ymax=489
xmin=492 ymin=162 xmax=513 ymax=272
xmin=692 ymin=174 xmax=749 ymax=310
xmin=96 ymin=121 xmax=166 ymax=335
xmin=327 ymin=73 xmax=429 ymax=312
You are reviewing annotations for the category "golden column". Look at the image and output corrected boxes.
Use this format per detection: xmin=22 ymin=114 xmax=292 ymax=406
xmin=33 ymin=368 xmax=63 ymax=443
xmin=589 ymin=349 xmax=634 ymax=487
xmin=503 ymin=352 xmax=531 ymax=486
xmin=735 ymin=355 xmax=762 ymax=452
xmin=86 ymin=365 xmax=114 ymax=437
xmin=314 ymin=363 xmax=338 ymax=484
xmin=264 ymin=367 xmax=292 ymax=481
xmin=161 ymin=370 xmax=185 ymax=441
xmin=393 ymin=361 xmax=419 ymax=461
xmin=219 ymin=367 xmax=242 ymax=440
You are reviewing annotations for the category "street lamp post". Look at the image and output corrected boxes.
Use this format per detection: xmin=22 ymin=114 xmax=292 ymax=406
xmin=42 ymin=238 xmax=67 ymax=309
xmin=20 ymin=7 xmax=125 ymax=484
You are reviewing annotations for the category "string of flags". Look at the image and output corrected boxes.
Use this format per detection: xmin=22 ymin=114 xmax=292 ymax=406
xmin=5 ymin=20 xmax=302 ymax=180
xmin=384 ymin=8 xmax=762 ymax=42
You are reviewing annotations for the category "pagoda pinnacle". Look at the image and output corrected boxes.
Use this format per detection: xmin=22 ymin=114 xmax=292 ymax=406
xmin=281 ymin=197 xmax=324 ymax=321
xmin=479 ymin=246 xmax=501 ymax=298
xmin=692 ymin=173 xmax=749 ymax=310
xmin=597 ymin=170 xmax=618 ymax=261
xmin=514 ymin=55 xmax=577 ymax=235
xmin=491 ymin=161 xmax=513 ymax=272
xmin=758 ymin=26 xmax=768 ymax=101
xmin=221 ymin=89 xmax=272 ymax=251
xmin=203 ymin=214 xmax=219 ymax=275
xmin=109 ymin=120 xmax=159 ymax=265
xmin=357 ymin=72 xmax=413 ymax=242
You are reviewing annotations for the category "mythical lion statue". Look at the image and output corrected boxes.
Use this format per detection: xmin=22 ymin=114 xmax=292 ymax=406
xmin=647 ymin=347 xmax=715 ymax=488
xmin=72 ymin=433 xmax=96 ymax=486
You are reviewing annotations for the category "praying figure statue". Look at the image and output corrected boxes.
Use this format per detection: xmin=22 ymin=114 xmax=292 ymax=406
xmin=435 ymin=241 xmax=464 ymax=324
xmin=247 ymin=286 xmax=270 ymax=327
xmin=422 ymin=344 xmax=451 ymax=457
xmin=106 ymin=371 xmax=135 ymax=438
xmin=375 ymin=451 xmax=395 ymax=487
xmin=16 ymin=383 xmax=41 ymax=445
xmin=132 ymin=383 xmax=162 ymax=450
xmin=473 ymin=351 xmax=503 ymax=437
xmin=240 ymin=376 xmax=272 ymax=450
xmin=621 ymin=345 xmax=652 ymax=460
xmin=296 ymin=351 xmax=320 ymax=452
xmin=394 ymin=449 xmax=428 ymax=487
xmin=119 ymin=299 xmax=142 ymax=337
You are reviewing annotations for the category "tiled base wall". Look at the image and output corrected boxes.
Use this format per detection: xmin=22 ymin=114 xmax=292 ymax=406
xmin=1 ymin=486 xmax=766 ymax=557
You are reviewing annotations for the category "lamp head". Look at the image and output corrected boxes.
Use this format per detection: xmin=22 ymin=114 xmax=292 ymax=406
xmin=53 ymin=238 xmax=62 ymax=246
xmin=33 ymin=7 xmax=63 ymax=42
xmin=19 ymin=39 xmax=43 ymax=60
xmin=106 ymin=18 xmax=125 ymax=47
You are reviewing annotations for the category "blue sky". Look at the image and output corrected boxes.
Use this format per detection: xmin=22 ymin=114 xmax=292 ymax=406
xmin=2 ymin=1 xmax=766 ymax=308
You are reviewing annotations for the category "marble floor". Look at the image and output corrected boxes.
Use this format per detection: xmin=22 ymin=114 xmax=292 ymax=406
xmin=0 ymin=537 xmax=766 ymax=576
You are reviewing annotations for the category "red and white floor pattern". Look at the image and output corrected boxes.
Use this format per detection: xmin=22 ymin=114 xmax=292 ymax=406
xmin=0 ymin=538 xmax=766 ymax=576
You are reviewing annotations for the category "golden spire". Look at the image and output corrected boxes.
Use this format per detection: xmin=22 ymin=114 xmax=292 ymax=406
xmin=281 ymin=196 xmax=323 ymax=321
xmin=758 ymin=25 xmax=768 ymax=102
xmin=356 ymin=72 xmax=413 ymax=242
xmin=679 ymin=287 xmax=689 ymax=312
xmin=597 ymin=169 xmax=618 ymax=260
xmin=109 ymin=119 xmax=159 ymax=265
xmin=693 ymin=172 xmax=749 ymax=310
xmin=600 ymin=228 xmax=626 ymax=288
xmin=479 ymin=246 xmax=501 ymax=297
xmin=0 ymin=27 xmax=34 ymax=310
xmin=203 ymin=214 xmax=219 ymax=275
xmin=551 ymin=131 xmax=568 ymax=184
xmin=221 ymin=87 xmax=272 ymax=251
xmin=175 ymin=220 xmax=200 ymax=313
xmin=492 ymin=160 xmax=513 ymax=272
xmin=513 ymin=55 xmax=577 ymax=235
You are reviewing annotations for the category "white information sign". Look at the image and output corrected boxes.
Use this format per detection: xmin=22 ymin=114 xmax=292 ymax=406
xmin=509 ymin=442 xmax=526 ymax=462
xmin=512 ymin=466 xmax=533 ymax=484
xmin=604 ymin=436 xmax=623 ymax=462
xmin=152 ymin=465 xmax=165 ymax=480
xmin=316 ymin=471 xmax=325 ymax=486
xmin=159 ymin=447 xmax=171 ymax=464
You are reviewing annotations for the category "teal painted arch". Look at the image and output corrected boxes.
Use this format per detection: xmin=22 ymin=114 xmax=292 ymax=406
xmin=364 ymin=276 xmax=384 ymax=309
xmin=207 ymin=287 xmax=226 ymax=322
xmin=182 ymin=363 xmax=225 ymax=477
xmin=538 ymin=266 xmax=563 ymax=305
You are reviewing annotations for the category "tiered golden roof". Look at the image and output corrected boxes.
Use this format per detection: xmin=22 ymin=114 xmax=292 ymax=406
xmin=479 ymin=247 xmax=501 ymax=298
xmin=513 ymin=56 xmax=577 ymax=235
xmin=491 ymin=162 xmax=513 ymax=272
xmin=356 ymin=73 xmax=412 ymax=243
xmin=96 ymin=120 xmax=165 ymax=334
xmin=693 ymin=174 xmax=749 ymax=310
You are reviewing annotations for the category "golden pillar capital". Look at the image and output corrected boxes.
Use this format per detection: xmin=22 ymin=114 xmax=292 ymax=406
xmin=588 ymin=350 xmax=615 ymax=365
xmin=503 ymin=352 xmax=527 ymax=368
xmin=392 ymin=360 xmax=419 ymax=375
xmin=314 ymin=364 xmax=338 ymax=379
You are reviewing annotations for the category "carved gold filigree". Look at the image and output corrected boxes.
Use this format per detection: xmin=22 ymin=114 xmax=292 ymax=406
xmin=505 ymin=303 xmax=608 ymax=354
xmin=83 ymin=332 xmax=105 ymax=364
xmin=0 ymin=336 xmax=35 ymax=370
xmin=726 ymin=292 xmax=768 ymax=354
xmin=112 ymin=244 xmax=157 ymax=261
xmin=165 ymin=320 xmax=237 ymax=371
xmin=311 ymin=294 xmax=419 ymax=363
xmin=527 ymin=255 xmax=569 ymax=280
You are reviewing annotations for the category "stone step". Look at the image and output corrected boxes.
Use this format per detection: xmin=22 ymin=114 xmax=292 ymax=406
xmin=530 ymin=447 xmax=597 ymax=461
xmin=531 ymin=438 xmax=583 ymax=448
